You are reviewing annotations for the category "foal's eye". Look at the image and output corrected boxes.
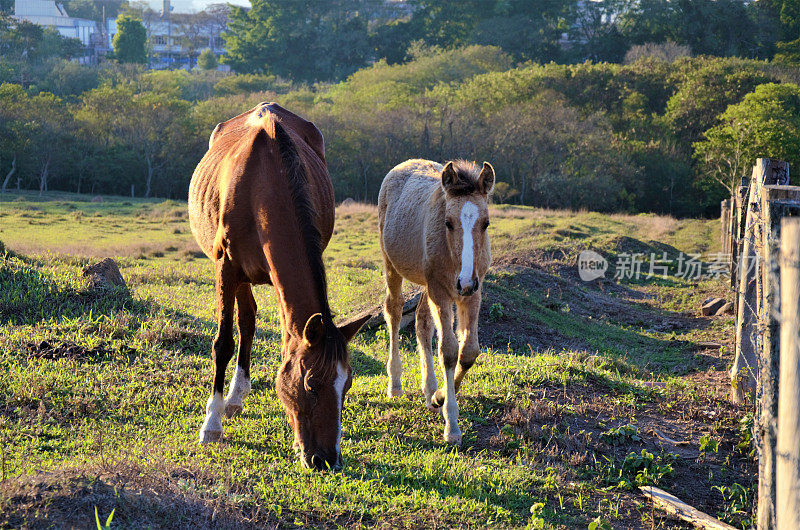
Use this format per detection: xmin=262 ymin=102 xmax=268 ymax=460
xmin=482 ymin=220 xmax=490 ymax=231
xmin=445 ymin=220 xmax=454 ymax=231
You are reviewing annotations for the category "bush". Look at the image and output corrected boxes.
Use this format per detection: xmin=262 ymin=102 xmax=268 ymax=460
xmin=624 ymin=42 xmax=691 ymax=64
xmin=197 ymin=50 xmax=218 ymax=71
xmin=213 ymin=73 xmax=288 ymax=96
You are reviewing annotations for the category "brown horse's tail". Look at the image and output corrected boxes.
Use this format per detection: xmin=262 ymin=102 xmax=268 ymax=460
xmin=212 ymin=231 xmax=227 ymax=261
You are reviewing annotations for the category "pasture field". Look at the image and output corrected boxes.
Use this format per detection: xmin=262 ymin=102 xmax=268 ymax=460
xmin=0 ymin=192 xmax=753 ymax=529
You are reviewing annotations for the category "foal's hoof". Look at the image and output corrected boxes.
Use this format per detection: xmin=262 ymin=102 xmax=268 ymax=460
xmin=386 ymin=386 xmax=403 ymax=398
xmin=425 ymin=399 xmax=440 ymax=412
xmin=444 ymin=431 xmax=462 ymax=446
xmin=199 ymin=429 xmax=222 ymax=444
xmin=224 ymin=403 xmax=243 ymax=418
xmin=431 ymin=389 xmax=445 ymax=408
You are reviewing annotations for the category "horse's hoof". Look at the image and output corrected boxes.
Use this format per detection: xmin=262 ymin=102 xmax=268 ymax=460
xmin=386 ymin=386 xmax=403 ymax=398
xmin=425 ymin=400 xmax=440 ymax=412
xmin=199 ymin=429 xmax=222 ymax=444
xmin=224 ymin=403 xmax=242 ymax=418
xmin=444 ymin=432 xmax=462 ymax=446
xmin=431 ymin=389 xmax=445 ymax=408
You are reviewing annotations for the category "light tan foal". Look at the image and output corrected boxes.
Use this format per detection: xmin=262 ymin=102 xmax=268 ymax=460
xmin=378 ymin=159 xmax=493 ymax=444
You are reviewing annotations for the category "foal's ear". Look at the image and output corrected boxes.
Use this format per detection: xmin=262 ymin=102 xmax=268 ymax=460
xmin=441 ymin=161 xmax=457 ymax=192
xmin=479 ymin=162 xmax=495 ymax=195
xmin=338 ymin=313 xmax=371 ymax=343
xmin=303 ymin=313 xmax=325 ymax=346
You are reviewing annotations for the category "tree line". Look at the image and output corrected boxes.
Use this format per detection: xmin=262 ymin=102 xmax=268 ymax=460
xmin=222 ymin=0 xmax=800 ymax=83
xmin=2 ymin=41 xmax=800 ymax=216
xmin=4 ymin=0 xmax=800 ymax=215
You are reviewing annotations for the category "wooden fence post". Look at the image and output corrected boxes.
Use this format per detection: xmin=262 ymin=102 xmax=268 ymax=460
xmin=732 ymin=166 xmax=764 ymax=404
xmin=777 ymin=218 xmax=800 ymax=530
xmin=731 ymin=182 xmax=750 ymax=291
xmin=721 ymin=198 xmax=731 ymax=255
xmin=758 ymin=178 xmax=797 ymax=530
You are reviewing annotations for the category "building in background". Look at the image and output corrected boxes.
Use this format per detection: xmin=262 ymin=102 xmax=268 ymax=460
xmin=12 ymin=0 xmax=97 ymax=48
xmin=106 ymin=1 xmax=229 ymax=70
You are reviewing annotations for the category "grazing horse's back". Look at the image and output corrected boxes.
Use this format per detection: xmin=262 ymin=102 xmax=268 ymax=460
xmin=189 ymin=103 xmax=334 ymax=283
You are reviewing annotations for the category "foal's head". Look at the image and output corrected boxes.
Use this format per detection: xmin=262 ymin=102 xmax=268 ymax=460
xmin=440 ymin=160 xmax=494 ymax=296
xmin=276 ymin=313 xmax=369 ymax=471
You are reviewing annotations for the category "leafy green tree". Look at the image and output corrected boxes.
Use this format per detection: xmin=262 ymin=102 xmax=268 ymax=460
xmin=0 ymin=16 xmax=84 ymax=62
xmin=197 ymin=49 xmax=218 ymax=70
xmin=213 ymin=73 xmax=285 ymax=96
xmin=0 ymin=83 xmax=73 ymax=194
xmin=373 ymin=0 xmax=572 ymax=64
xmin=224 ymin=0 xmax=372 ymax=82
xmin=474 ymin=0 xmax=573 ymax=63
xmin=76 ymin=86 xmax=191 ymax=197
xmin=618 ymin=0 xmax=758 ymax=58
xmin=37 ymin=60 xmax=100 ymax=97
xmin=112 ymin=13 xmax=147 ymax=64
xmin=662 ymin=59 xmax=769 ymax=146
xmin=62 ymin=1 xmax=127 ymax=22
xmin=694 ymin=83 xmax=800 ymax=194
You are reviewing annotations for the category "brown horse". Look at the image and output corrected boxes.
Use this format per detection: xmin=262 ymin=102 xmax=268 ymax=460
xmin=378 ymin=159 xmax=494 ymax=444
xmin=188 ymin=102 xmax=369 ymax=470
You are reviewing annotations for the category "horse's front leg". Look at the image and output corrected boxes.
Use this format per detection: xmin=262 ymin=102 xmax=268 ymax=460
xmin=427 ymin=285 xmax=461 ymax=445
xmin=199 ymin=259 xmax=238 ymax=443
xmin=454 ymin=287 xmax=481 ymax=393
xmin=415 ymin=291 xmax=438 ymax=409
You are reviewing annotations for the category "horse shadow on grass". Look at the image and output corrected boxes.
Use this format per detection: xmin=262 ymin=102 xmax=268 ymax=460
xmin=0 ymin=254 xmax=284 ymax=360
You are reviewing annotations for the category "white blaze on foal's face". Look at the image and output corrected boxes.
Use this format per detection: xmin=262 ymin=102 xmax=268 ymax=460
xmin=443 ymin=195 xmax=490 ymax=297
xmin=439 ymin=160 xmax=494 ymax=296
xmin=458 ymin=201 xmax=479 ymax=291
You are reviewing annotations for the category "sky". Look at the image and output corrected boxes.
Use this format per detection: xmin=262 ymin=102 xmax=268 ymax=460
xmin=146 ymin=0 xmax=250 ymax=13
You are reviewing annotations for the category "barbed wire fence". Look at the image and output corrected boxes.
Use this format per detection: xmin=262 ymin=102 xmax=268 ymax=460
xmin=725 ymin=158 xmax=800 ymax=530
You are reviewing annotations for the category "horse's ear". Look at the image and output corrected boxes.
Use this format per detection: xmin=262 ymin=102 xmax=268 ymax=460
xmin=303 ymin=313 xmax=325 ymax=346
xmin=338 ymin=313 xmax=371 ymax=343
xmin=441 ymin=161 xmax=457 ymax=192
xmin=208 ymin=122 xmax=222 ymax=149
xmin=479 ymin=162 xmax=495 ymax=195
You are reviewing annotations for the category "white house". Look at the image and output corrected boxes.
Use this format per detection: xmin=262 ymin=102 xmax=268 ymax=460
xmin=106 ymin=0 xmax=229 ymax=70
xmin=13 ymin=0 xmax=97 ymax=47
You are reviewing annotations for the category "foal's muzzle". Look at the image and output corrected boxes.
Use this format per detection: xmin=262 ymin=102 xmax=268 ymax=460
xmin=457 ymin=276 xmax=479 ymax=297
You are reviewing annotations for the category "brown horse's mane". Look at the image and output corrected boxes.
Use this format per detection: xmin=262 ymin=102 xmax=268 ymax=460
xmin=273 ymin=119 xmax=347 ymax=373
xmin=444 ymin=160 xmax=481 ymax=197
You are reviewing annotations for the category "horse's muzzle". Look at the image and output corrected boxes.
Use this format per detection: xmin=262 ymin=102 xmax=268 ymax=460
xmin=299 ymin=450 xmax=342 ymax=472
xmin=457 ymin=277 xmax=479 ymax=297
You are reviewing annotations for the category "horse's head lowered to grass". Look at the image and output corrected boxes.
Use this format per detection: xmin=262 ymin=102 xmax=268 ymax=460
xmin=276 ymin=312 xmax=368 ymax=471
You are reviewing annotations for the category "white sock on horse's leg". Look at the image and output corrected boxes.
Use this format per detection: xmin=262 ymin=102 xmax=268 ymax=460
xmin=224 ymin=366 xmax=251 ymax=418
xmin=199 ymin=392 xmax=224 ymax=443
xmin=442 ymin=367 xmax=461 ymax=445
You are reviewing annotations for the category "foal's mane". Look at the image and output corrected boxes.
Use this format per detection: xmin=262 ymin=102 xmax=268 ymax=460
xmin=444 ymin=160 xmax=482 ymax=197
xmin=272 ymin=117 xmax=347 ymax=372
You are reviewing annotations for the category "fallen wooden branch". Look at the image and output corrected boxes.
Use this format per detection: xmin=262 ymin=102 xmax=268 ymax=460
xmin=639 ymin=486 xmax=735 ymax=530
xmin=341 ymin=292 xmax=422 ymax=334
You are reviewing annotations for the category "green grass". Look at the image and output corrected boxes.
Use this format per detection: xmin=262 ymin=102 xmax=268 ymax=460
xmin=0 ymin=192 xmax=753 ymax=529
